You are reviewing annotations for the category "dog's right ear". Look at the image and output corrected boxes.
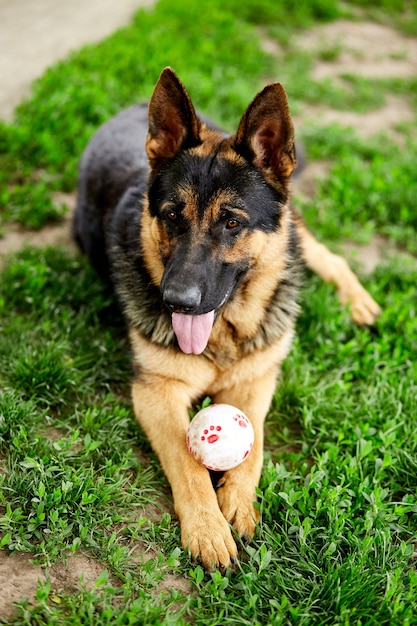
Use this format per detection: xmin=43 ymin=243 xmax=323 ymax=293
xmin=146 ymin=67 xmax=202 ymax=170
xmin=235 ymin=82 xmax=296 ymax=180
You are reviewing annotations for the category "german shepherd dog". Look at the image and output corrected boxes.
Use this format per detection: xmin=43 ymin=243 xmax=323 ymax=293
xmin=73 ymin=67 xmax=380 ymax=570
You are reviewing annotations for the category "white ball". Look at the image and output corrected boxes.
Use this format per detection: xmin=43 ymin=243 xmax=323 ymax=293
xmin=186 ymin=404 xmax=254 ymax=471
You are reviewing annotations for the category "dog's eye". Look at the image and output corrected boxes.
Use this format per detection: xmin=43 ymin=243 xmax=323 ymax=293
xmin=226 ymin=218 xmax=240 ymax=230
xmin=164 ymin=210 xmax=178 ymax=222
xmin=220 ymin=208 xmax=246 ymax=232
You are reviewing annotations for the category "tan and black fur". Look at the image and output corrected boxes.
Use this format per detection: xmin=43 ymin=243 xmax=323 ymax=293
xmin=73 ymin=67 xmax=380 ymax=570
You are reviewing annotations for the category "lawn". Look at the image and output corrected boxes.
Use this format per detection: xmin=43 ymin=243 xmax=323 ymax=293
xmin=1 ymin=0 xmax=417 ymax=624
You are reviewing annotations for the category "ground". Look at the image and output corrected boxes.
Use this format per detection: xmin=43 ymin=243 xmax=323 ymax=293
xmin=0 ymin=2 xmax=415 ymax=620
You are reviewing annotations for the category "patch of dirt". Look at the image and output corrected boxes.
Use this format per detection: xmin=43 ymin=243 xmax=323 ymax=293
xmin=297 ymin=95 xmax=414 ymax=140
xmin=157 ymin=573 xmax=191 ymax=596
xmin=0 ymin=546 xmax=191 ymax=621
xmin=293 ymin=20 xmax=416 ymax=141
xmin=0 ymin=192 xmax=76 ymax=263
xmin=299 ymin=20 xmax=417 ymax=80
xmin=0 ymin=550 xmax=112 ymax=621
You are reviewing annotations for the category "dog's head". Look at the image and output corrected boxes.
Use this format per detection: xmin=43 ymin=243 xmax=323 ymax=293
xmin=143 ymin=67 xmax=297 ymax=355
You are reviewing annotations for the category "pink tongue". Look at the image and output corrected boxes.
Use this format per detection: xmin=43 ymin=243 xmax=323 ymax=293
xmin=172 ymin=311 xmax=215 ymax=355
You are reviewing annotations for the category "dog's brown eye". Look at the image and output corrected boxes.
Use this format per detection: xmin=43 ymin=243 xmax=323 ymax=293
xmin=165 ymin=211 xmax=178 ymax=222
xmin=226 ymin=218 xmax=240 ymax=229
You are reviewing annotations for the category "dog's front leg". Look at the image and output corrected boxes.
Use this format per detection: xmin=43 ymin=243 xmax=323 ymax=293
xmin=131 ymin=375 xmax=238 ymax=570
xmin=213 ymin=365 xmax=278 ymax=544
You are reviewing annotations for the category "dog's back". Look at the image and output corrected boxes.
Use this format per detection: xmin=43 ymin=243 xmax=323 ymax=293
xmin=73 ymin=104 xmax=150 ymax=278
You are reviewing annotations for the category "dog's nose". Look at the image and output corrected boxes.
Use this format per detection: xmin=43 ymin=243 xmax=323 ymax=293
xmin=163 ymin=285 xmax=202 ymax=313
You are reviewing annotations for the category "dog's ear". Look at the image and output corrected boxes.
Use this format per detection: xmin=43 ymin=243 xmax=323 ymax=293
xmin=235 ymin=83 xmax=296 ymax=178
xmin=146 ymin=67 xmax=201 ymax=170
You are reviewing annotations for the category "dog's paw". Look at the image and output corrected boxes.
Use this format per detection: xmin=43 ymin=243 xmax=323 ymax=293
xmin=342 ymin=287 xmax=381 ymax=326
xmin=215 ymin=473 xmax=259 ymax=543
xmin=180 ymin=509 xmax=238 ymax=571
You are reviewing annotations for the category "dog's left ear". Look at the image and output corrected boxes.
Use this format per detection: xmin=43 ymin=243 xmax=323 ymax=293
xmin=146 ymin=67 xmax=201 ymax=170
xmin=235 ymin=83 xmax=296 ymax=178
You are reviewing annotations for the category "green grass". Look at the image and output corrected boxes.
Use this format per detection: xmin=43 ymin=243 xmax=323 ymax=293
xmin=1 ymin=0 xmax=417 ymax=624
xmin=296 ymin=126 xmax=417 ymax=253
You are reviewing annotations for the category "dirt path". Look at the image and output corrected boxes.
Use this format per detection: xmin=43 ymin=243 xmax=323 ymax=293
xmin=0 ymin=0 xmax=154 ymax=121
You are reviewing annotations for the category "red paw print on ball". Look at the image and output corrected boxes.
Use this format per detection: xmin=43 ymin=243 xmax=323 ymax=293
xmin=200 ymin=424 xmax=222 ymax=444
